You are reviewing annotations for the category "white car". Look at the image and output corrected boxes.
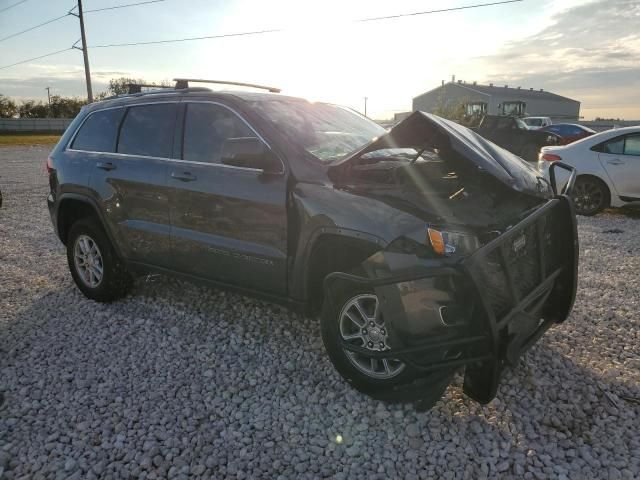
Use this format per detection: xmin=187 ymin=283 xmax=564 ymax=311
xmin=523 ymin=116 xmax=552 ymax=130
xmin=538 ymin=126 xmax=640 ymax=215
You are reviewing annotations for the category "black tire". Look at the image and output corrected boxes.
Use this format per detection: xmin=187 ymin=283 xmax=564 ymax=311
xmin=521 ymin=143 xmax=539 ymax=162
xmin=571 ymin=176 xmax=610 ymax=216
xmin=66 ymin=217 xmax=132 ymax=302
xmin=321 ymin=283 xmax=418 ymax=397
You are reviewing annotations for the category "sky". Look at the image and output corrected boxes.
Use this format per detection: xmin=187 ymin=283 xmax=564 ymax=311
xmin=0 ymin=0 xmax=638 ymax=120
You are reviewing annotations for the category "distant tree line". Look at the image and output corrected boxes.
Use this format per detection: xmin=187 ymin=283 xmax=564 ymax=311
xmin=0 ymin=77 xmax=169 ymax=119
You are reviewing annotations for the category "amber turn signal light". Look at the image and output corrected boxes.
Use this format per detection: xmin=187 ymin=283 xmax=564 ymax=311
xmin=427 ymin=228 xmax=446 ymax=255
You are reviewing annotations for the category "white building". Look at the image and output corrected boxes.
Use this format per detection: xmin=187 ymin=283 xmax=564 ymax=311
xmin=413 ymin=81 xmax=581 ymax=122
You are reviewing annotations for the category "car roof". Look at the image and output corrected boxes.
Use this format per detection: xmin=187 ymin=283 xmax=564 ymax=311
xmin=84 ymin=88 xmax=311 ymax=113
xmin=543 ymin=123 xmax=586 ymax=128
xmin=554 ymin=125 xmax=640 ymax=150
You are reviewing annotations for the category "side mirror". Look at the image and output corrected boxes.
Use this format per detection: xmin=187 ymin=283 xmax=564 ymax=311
xmin=221 ymin=137 xmax=281 ymax=173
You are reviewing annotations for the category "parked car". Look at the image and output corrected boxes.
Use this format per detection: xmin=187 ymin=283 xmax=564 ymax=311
xmin=540 ymin=123 xmax=595 ymax=145
xmin=47 ymin=81 xmax=579 ymax=409
xmin=539 ymin=126 xmax=640 ymax=215
xmin=522 ymin=116 xmax=552 ymax=130
xmin=472 ymin=115 xmax=562 ymax=161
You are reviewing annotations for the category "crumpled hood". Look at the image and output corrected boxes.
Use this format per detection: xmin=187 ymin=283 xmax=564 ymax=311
xmin=331 ymin=111 xmax=551 ymax=197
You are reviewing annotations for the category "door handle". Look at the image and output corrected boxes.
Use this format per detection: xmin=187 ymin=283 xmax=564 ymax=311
xmin=607 ymin=158 xmax=625 ymax=165
xmin=96 ymin=161 xmax=116 ymax=171
xmin=171 ymin=171 xmax=197 ymax=182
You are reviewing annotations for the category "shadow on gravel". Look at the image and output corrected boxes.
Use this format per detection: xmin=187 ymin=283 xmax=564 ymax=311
xmin=1 ymin=278 xmax=638 ymax=478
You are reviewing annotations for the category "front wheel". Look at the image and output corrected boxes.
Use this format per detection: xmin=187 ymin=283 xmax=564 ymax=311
xmin=571 ymin=177 xmax=609 ymax=216
xmin=321 ymin=286 xmax=417 ymax=396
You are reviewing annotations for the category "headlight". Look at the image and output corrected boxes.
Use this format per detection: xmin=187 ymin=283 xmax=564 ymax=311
xmin=427 ymin=228 xmax=480 ymax=256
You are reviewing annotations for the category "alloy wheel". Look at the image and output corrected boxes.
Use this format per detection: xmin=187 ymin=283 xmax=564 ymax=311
xmin=73 ymin=234 xmax=104 ymax=288
xmin=572 ymin=180 xmax=605 ymax=214
xmin=339 ymin=294 xmax=405 ymax=379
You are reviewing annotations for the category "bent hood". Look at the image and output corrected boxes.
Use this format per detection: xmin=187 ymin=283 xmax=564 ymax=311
xmin=331 ymin=111 xmax=551 ymax=197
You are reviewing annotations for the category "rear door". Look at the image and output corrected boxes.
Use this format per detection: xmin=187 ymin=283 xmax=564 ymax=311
xmin=598 ymin=133 xmax=640 ymax=199
xmin=167 ymin=101 xmax=288 ymax=294
xmin=81 ymin=102 xmax=177 ymax=267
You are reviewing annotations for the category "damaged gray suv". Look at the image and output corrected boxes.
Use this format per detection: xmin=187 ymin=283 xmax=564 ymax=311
xmin=47 ymin=80 xmax=579 ymax=409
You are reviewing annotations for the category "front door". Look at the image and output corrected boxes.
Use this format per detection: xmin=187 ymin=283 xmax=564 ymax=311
xmin=598 ymin=133 xmax=640 ymax=199
xmin=168 ymin=101 xmax=288 ymax=295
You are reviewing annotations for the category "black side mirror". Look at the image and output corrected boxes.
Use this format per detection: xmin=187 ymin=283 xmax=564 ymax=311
xmin=221 ymin=137 xmax=281 ymax=173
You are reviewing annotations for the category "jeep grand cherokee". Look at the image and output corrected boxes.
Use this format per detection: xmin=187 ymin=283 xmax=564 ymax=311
xmin=47 ymin=80 xmax=579 ymax=409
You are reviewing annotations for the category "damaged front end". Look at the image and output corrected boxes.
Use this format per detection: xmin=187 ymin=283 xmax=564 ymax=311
xmin=324 ymin=112 xmax=579 ymax=408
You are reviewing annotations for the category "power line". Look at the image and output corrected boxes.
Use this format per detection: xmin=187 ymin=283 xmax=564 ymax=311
xmin=0 ymin=0 xmax=168 ymax=44
xmin=0 ymin=0 xmax=27 ymax=14
xmin=91 ymin=28 xmax=283 ymax=48
xmin=0 ymin=12 xmax=71 ymax=43
xmin=89 ymin=0 xmax=524 ymax=48
xmin=0 ymin=47 xmax=72 ymax=70
xmin=0 ymin=0 xmax=526 ymax=70
xmin=84 ymin=0 xmax=166 ymax=13
xmin=357 ymin=0 xmax=524 ymax=22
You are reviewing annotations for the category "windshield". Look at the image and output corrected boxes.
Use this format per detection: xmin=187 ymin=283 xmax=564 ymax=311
xmin=249 ymin=99 xmax=386 ymax=162
xmin=524 ymin=118 xmax=542 ymax=126
xmin=515 ymin=118 xmax=529 ymax=130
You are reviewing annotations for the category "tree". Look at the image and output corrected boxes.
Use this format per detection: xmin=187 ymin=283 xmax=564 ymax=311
xmin=18 ymin=100 xmax=48 ymax=118
xmin=18 ymin=96 xmax=86 ymax=118
xmin=0 ymin=94 xmax=18 ymax=118
xmin=433 ymin=101 xmax=467 ymax=123
xmin=108 ymin=77 xmax=145 ymax=96
xmin=49 ymin=95 xmax=86 ymax=117
xmin=107 ymin=77 xmax=172 ymax=96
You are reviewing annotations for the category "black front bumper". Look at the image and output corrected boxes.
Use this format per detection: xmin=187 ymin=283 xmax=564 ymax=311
xmin=324 ymin=195 xmax=579 ymax=405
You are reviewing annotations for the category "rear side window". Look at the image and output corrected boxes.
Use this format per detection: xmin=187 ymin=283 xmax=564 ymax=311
xmin=603 ymin=137 xmax=624 ymax=155
xmin=71 ymin=108 xmax=124 ymax=152
xmin=182 ymin=103 xmax=255 ymax=164
xmin=623 ymin=134 xmax=640 ymax=156
xmin=118 ymin=104 xmax=177 ymax=158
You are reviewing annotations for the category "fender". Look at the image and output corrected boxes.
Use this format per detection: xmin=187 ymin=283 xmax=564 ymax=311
xmin=290 ymin=225 xmax=386 ymax=302
xmin=54 ymin=192 xmax=126 ymax=261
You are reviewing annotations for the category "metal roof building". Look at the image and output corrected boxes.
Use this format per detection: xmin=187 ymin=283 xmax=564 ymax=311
xmin=412 ymin=81 xmax=581 ymax=122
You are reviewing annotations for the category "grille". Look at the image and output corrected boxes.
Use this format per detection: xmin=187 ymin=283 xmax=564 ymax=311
xmin=471 ymin=207 xmax=563 ymax=321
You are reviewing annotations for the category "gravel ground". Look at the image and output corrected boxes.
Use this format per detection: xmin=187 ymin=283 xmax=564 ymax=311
xmin=0 ymin=145 xmax=639 ymax=480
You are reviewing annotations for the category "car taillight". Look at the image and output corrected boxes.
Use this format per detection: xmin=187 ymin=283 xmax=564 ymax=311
xmin=541 ymin=153 xmax=562 ymax=162
xmin=46 ymin=157 xmax=53 ymax=174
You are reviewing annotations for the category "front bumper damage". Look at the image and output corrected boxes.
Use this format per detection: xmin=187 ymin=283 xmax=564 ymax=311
xmin=324 ymin=195 xmax=579 ymax=409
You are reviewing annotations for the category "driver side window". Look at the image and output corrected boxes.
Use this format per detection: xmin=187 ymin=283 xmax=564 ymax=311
xmin=182 ymin=103 xmax=255 ymax=164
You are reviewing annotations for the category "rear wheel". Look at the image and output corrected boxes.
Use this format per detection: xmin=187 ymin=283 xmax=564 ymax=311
xmin=66 ymin=218 xmax=132 ymax=302
xmin=571 ymin=176 xmax=609 ymax=216
xmin=321 ymin=284 xmax=417 ymax=396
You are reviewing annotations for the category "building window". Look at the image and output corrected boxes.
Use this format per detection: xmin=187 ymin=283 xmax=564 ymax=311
xmin=500 ymin=101 xmax=526 ymax=116
xmin=465 ymin=102 xmax=487 ymax=117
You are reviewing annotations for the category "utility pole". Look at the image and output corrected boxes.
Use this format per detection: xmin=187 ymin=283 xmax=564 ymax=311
xmin=364 ymin=97 xmax=368 ymax=118
xmin=71 ymin=0 xmax=93 ymax=103
xmin=45 ymin=87 xmax=51 ymax=117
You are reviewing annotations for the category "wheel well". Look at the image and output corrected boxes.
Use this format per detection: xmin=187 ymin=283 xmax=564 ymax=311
xmin=306 ymin=234 xmax=381 ymax=314
xmin=576 ymin=174 xmax=611 ymax=206
xmin=57 ymin=199 xmax=99 ymax=244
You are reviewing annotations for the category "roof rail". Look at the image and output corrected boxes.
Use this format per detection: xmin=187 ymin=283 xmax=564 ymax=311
xmin=173 ymin=78 xmax=281 ymax=93
xmin=125 ymin=83 xmax=173 ymax=94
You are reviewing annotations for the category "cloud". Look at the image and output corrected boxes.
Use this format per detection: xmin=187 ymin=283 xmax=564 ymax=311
xmin=0 ymin=75 xmax=111 ymax=100
xmin=475 ymin=0 xmax=640 ymax=118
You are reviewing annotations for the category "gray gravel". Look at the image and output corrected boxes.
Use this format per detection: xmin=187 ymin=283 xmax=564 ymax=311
xmin=1 ymin=145 xmax=639 ymax=479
